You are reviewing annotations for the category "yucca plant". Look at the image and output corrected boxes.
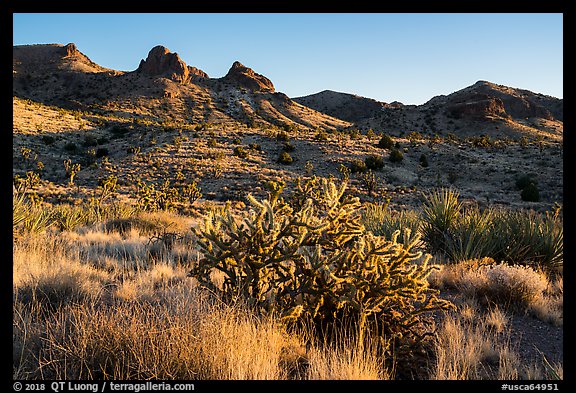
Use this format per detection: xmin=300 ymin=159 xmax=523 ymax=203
xmin=421 ymin=188 xmax=462 ymax=255
xmin=13 ymin=186 xmax=30 ymax=230
xmin=22 ymin=206 xmax=54 ymax=234
xmin=52 ymin=205 xmax=88 ymax=232
xmin=490 ymin=209 xmax=562 ymax=270
xmin=443 ymin=207 xmax=495 ymax=263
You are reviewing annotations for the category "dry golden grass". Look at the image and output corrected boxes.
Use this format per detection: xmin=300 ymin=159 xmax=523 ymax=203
xmin=12 ymin=219 xmax=392 ymax=380
xmin=432 ymin=304 xmax=535 ymax=380
xmin=13 ymin=210 xmax=562 ymax=380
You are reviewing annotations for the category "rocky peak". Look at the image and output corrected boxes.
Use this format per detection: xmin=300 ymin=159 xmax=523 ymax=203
xmin=62 ymin=43 xmax=80 ymax=58
xmin=137 ymin=45 xmax=189 ymax=83
xmin=188 ymin=66 xmax=209 ymax=79
xmin=224 ymin=61 xmax=274 ymax=92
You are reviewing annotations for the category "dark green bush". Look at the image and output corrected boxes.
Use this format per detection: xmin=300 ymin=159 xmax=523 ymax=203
xmin=233 ymin=146 xmax=248 ymax=158
xmin=64 ymin=142 xmax=77 ymax=152
xmin=515 ymin=174 xmax=538 ymax=190
xmin=364 ymin=155 xmax=385 ymax=170
xmin=95 ymin=148 xmax=109 ymax=158
xmin=389 ymin=148 xmax=404 ymax=163
xmin=419 ymin=154 xmax=429 ymax=167
xmin=282 ymin=142 xmax=295 ymax=152
xmin=378 ymin=134 xmax=394 ymax=149
xmin=41 ymin=135 xmax=56 ymax=145
xmin=82 ymin=136 xmax=98 ymax=147
xmin=521 ymin=182 xmax=540 ymax=202
xmin=278 ymin=151 xmax=293 ymax=165
xmin=349 ymin=158 xmax=367 ymax=173
xmin=276 ymin=131 xmax=290 ymax=142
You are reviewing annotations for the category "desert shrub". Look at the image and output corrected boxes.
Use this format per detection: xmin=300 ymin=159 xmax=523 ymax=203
xmin=233 ymin=146 xmax=248 ymax=158
xmin=276 ymin=131 xmax=290 ymax=142
xmin=64 ymin=142 xmax=77 ymax=152
xmin=95 ymin=148 xmax=109 ymax=158
xmin=110 ymin=125 xmax=130 ymax=136
xmin=520 ymin=183 xmax=540 ymax=202
xmin=364 ymin=155 xmax=385 ymax=170
xmin=127 ymin=146 xmax=141 ymax=155
xmin=82 ymin=135 xmax=98 ymax=147
xmin=315 ymin=130 xmax=329 ymax=141
xmin=366 ymin=129 xmax=377 ymax=140
xmin=190 ymin=177 xmax=453 ymax=352
xmin=278 ymin=151 xmax=293 ymax=165
xmin=377 ymin=134 xmax=394 ymax=149
xmin=515 ymin=174 xmax=537 ymax=190
xmin=52 ymin=204 xmax=89 ymax=232
xmin=282 ymin=142 xmax=295 ymax=152
xmin=360 ymin=170 xmax=378 ymax=196
xmin=463 ymin=264 xmax=548 ymax=310
xmin=348 ymin=129 xmax=362 ymax=140
xmin=248 ymin=143 xmax=261 ymax=151
xmin=207 ymin=138 xmax=218 ymax=148
xmin=348 ymin=159 xmax=367 ymax=173
xmin=41 ymin=135 xmax=56 ymax=145
xmin=389 ymin=148 xmax=404 ymax=163
xmin=419 ymin=154 xmax=429 ymax=167
xmin=232 ymin=138 xmax=242 ymax=145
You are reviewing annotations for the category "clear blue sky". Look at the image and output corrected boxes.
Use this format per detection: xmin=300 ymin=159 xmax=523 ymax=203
xmin=13 ymin=13 xmax=562 ymax=105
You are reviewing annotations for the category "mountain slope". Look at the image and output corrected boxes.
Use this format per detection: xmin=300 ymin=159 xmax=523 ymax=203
xmin=12 ymin=43 xmax=351 ymax=130
xmin=296 ymin=81 xmax=562 ymax=141
xmin=292 ymin=90 xmax=395 ymax=123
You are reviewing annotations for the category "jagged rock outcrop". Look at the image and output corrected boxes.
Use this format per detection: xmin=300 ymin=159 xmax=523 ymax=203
xmin=62 ymin=43 xmax=80 ymax=58
xmin=447 ymin=94 xmax=507 ymax=120
xmin=188 ymin=66 xmax=209 ymax=79
xmin=224 ymin=61 xmax=275 ymax=92
xmin=137 ymin=45 xmax=189 ymax=83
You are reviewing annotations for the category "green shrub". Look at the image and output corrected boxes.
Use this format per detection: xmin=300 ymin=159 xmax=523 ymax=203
xmin=364 ymin=155 xmax=385 ymax=170
xmin=82 ymin=135 xmax=98 ymax=147
xmin=377 ymin=134 xmax=394 ymax=149
xmin=515 ymin=174 xmax=538 ymax=190
xmin=366 ymin=129 xmax=377 ymax=140
xmin=41 ymin=135 xmax=56 ymax=145
xmin=233 ymin=146 xmax=248 ymax=158
xmin=64 ymin=142 xmax=77 ymax=152
xmin=314 ymin=130 xmax=329 ymax=141
xmin=521 ymin=183 xmax=540 ymax=202
xmin=282 ymin=142 xmax=295 ymax=152
xmin=419 ymin=154 xmax=429 ymax=167
xmin=348 ymin=158 xmax=367 ymax=173
xmin=276 ymin=131 xmax=290 ymax=142
xmin=190 ymin=177 xmax=453 ymax=347
xmin=389 ymin=148 xmax=404 ymax=163
xmin=95 ymin=148 xmax=109 ymax=158
xmin=277 ymin=151 xmax=293 ymax=165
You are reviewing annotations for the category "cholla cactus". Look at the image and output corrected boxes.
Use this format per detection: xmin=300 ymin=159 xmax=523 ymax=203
xmin=190 ymin=177 xmax=452 ymax=344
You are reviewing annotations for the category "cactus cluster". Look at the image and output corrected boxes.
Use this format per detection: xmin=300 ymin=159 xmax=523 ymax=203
xmin=190 ymin=177 xmax=452 ymax=344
